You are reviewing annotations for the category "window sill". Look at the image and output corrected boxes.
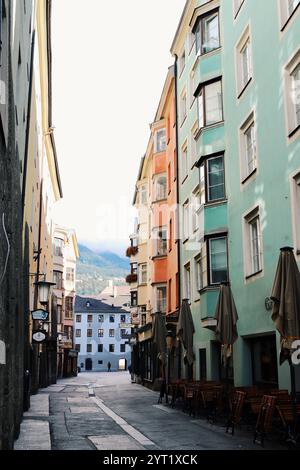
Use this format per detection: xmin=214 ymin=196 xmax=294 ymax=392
xmin=152 ymin=198 xmax=167 ymax=204
xmin=199 ymin=285 xmax=220 ymax=295
xmin=204 ymin=198 xmax=227 ymax=208
xmin=237 ymin=77 xmax=252 ymax=100
xmin=281 ymin=4 xmax=300 ymax=32
xmin=180 ymin=116 xmax=187 ymax=128
xmin=183 ymin=238 xmax=189 ymax=245
xmin=181 ymin=175 xmax=188 ymax=185
xmin=245 ymin=269 xmax=263 ymax=281
xmin=195 ymin=121 xmax=224 ymax=141
xmin=199 ymin=46 xmax=222 ymax=59
xmin=234 ymin=0 xmax=245 ymax=19
xmin=241 ymin=168 xmax=257 ymax=185
xmin=288 ymin=124 xmax=300 ymax=140
xmin=152 ymin=254 xmax=167 ymax=260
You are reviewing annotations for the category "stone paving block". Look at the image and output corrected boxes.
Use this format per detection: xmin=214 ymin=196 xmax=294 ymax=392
xmin=88 ymin=435 xmax=145 ymax=450
xmin=14 ymin=420 xmax=51 ymax=450
xmin=24 ymin=394 xmax=49 ymax=417
xmin=70 ymin=406 xmax=99 ymax=414
xmin=52 ymin=437 xmax=95 ymax=451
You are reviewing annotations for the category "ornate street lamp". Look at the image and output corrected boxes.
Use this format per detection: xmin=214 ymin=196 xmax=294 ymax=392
xmin=34 ymin=279 xmax=56 ymax=305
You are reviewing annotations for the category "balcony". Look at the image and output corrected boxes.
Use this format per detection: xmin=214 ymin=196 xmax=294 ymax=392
xmin=126 ymin=273 xmax=138 ymax=284
xmin=126 ymin=246 xmax=138 ymax=257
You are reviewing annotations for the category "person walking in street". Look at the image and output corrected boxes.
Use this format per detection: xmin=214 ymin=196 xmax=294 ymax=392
xmin=107 ymin=361 xmax=111 ymax=372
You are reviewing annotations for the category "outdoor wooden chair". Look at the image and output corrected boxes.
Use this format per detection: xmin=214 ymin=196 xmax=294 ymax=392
xmin=226 ymin=390 xmax=246 ymax=435
xmin=253 ymin=395 xmax=277 ymax=447
xmin=276 ymin=397 xmax=300 ymax=442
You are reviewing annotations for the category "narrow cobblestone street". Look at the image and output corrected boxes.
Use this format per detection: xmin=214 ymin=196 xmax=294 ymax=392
xmin=14 ymin=372 xmax=284 ymax=451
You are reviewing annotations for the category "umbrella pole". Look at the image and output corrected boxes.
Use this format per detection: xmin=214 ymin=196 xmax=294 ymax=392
xmin=289 ymin=356 xmax=297 ymax=436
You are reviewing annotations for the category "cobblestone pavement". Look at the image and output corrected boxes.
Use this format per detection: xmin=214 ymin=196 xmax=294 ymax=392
xmin=15 ymin=372 xmax=285 ymax=450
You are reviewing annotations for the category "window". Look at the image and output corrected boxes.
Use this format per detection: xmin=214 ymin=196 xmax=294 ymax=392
xmin=155 ymin=175 xmax=167 ymax=200
xmin=280 ymin=0 xmax=300 ymax=28
xmin=120 ymin=314 xmax=126 ymax=323
xmin=87 ymin=314 xmax=93 ymax=322
xmin=64 ymin=326 xmax=72 ymax=340
xmin=120 ymin=329 xmax=126 ymax=338
xmin=131 ymin=291 xmax=137 ymax=307
xmin=139 ymin=263 xmax=147 ymax=284
xmin=236 ymin=27 xmax=252 ymax=97
xmin=208 ymin=237 xmax=228 ymax=284
xmin=168 ymin=279 xmax=172 ymax=312
xmin=179 ymin=49 xmax=186 ymax=75
xmin=87 ymin=344 xmax=92 ymax=353
xmin=76 ymin=315 xmax=81 ymax=323
xmin=195 ymin=255 xmax=203 ymax=293
xmin=65 ymin=297 xmax=73 ymax=319
xmin=199 ymin=154 xmax=225 ymax=203
xmin=87 ymin=329 xmax=93 ymax=337
xmin=180 ymin=91 xmax=187 ymax=124
xmin=154 ymin=128 xmax=166 ymax=153
xmin=131 ymin=262 xmax=138 ymax=275
xmin=75 ymin=344 xmax=81 ymax=352
xmin=57 ymin=305 xmax=62 ymax=324
xmin=53 ymin=237 xmax=63 ymax=256
xmin=109 ymin=344 xmax=115 ymax=353
xmin=66 ymin=267 xmax=75 ymax=282
xmin=169 ymin=218 xmax=173 ymax=251
xmin=244 ymin=208 xmax=263 ymax=277
xmin=197 ymin=79 xmax=223 ymax=128
xmin=98 ymin=329 xmax=104 ymax=337
xmin=184 ymin=263 xmax=191 ymax=301
xmin=53 ymin=271 xmax=63 ymax=289
xmin=109 ymin=315 xmax=115 ymax=323
xmin=75 ymin=329 xmax=81 ymax=338
xmin=181 ymin=145 xmax=188 ymax=181
xmin=98 ymin=360 xmax=103 ymax=365
xmin=140 ymin=184 xmax=147 ymax=205
xmin=98 ymin=314 xmax=104 ymax=323
xmin=141 ymin=313 xmax=147 ymax=326
xmin=239 ymin=113 xmax=257 ymax=181
xmin=285 ymin=51 xmax=300 ymax=137
xmin=233 ymin=0 xmax=245 ymax=18
xmin=189 ymin=69 xmax=196 ymax=106
xmin=109 ymin=329 xmax=115 ymax=337
xmin=155 ymin=285 xmax=167 ymax=313
xmin=194 ymin=9 xmax=220 ymax=56
xmin=183 ymin=201 xmax=190 ymax=240
xmin=153 ymin=227 xmax=167 ymax=256
xmin=98 ymin=344 xmax=103 ymax=353
xmin=192 ymin=188 xmax=201 ymax=232
xmin=120 ymin=344 xmax=126 ymax=353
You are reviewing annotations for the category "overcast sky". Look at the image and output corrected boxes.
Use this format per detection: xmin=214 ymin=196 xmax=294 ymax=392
xmin=52 ymin=0 xmax=185 ymax=255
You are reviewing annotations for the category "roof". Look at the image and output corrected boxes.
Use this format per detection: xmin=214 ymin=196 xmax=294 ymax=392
xmin=75 ymin=295 xmax=130 ymax=314
xmin=100 ymin=285 xmax=130 ymax=297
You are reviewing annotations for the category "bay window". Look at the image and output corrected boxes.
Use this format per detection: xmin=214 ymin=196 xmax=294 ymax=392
xmin=155 ymin=285 xmax=167 ymax=313
xmin=155 ymin=174 xmax=167 ymax=200
xmin=154 ymin=128 xmax=166 ymax=153
xmin=198 ymin=153 xmax=226 ymax=204
xmin=153 ymin=227 xmax=167 ymax=256
xmin=194 ymin=9 xmax=220 ymax=56
xmin=196 ymin=79 xmax=223 ymax=128
xmin=208 ymin=236 xmax=228 ymax=284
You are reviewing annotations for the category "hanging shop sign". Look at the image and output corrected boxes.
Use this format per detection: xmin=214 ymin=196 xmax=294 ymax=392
xmin=119 ymin=323 xmax=134 ymax=329
xmin=32 ymin=330 xmax=47 ymax=343
xmin=31 ymin=309 xmax=49 ymax=321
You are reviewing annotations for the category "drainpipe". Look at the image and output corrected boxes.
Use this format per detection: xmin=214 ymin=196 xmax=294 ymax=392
xmin=22 ymin=30 xmax=36 ymax=218
xmin=174 ymin=55 xmax=182 ymax=380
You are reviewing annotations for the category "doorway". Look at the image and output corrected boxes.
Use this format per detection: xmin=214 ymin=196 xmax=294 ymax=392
xmin=85 ymin=358 xmax=92 ymax=371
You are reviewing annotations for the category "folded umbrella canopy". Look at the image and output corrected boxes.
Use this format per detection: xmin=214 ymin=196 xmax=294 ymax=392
xmin=152 ymin=312 xmax=167 ymax=367
xmin=271 ymin=247 xmax=300 ymax=363
xmin=214 ymin=282 xmax=239 ymax=365
xmin=271 ymin=247 xmax=300 ymax=437
xmin=177 ymin=299 xmax=195 ymax=366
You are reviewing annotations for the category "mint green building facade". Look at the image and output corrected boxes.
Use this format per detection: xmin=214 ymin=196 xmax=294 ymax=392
xmin=172 ymin=0 xmax=300 ymax=390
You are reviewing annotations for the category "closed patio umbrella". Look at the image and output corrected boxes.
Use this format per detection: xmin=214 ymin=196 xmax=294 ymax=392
xmin=177 ymin=299 xmax=195 ymax=371
xmin=214 ymin=282 xmax=239 ymax=366
xmin=270 ymin=247 xmax=300 ymax=435
xmin=152 ymin=312 xmax=167 ymax=367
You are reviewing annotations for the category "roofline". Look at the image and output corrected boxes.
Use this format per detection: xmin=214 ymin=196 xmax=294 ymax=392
xmin=154 ymin=65 xmax=175 ymax=123
xmin=132 ymin=155 xmax=145 ymax=205
xmin=170 ymin=0 xmax=190 ymax=54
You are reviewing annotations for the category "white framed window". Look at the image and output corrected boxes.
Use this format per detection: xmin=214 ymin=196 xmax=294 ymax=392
xmin=194 ymin=254 xmax=203 ymax=296
xmin=139 ymin=263 xmax=147 ymax=284
xmin=236 ymin=26 xmax=252 ymax=97
xmin=154 ymin=174 xmax=167 ymax=200
xmin=239 ymin=112 xmax=257 ymax=181
xmin=66 ymin=267 xmax=75 ymax=282
xmin=198 ymin=153 xmax=226 ymax=203
xmin=183 ymin=200 xmax=190 ymax=240
xmin=153 ymin=227 xmax=167 ymax=256
xmin=190 ymin=122 xmax=198 ymax=166
xmin=291 ymin=171 xmax=300 ymax=252
xmin=243 ymin=207 xmax=263 ymax=277
xmin=154 ymin=128 xmax=166 ymax=153
xmin=197 ymin=79 xmax=223 ymax=128
xmin=181 ymin=144 xmax=188 ymax=181
xmin=192 ymin=187 xmax=201 ymax=233
xmin=180 ymin=90 xmax=187 ymax=124
xmin=189 ymin=69 xmax=196 ymax=107
xmin=179 ymin=49 xmax=186 ymax=75
xmin=284 ymin=50 xmax=300 ymax=137
xmin=53 ymin=237 xmax=64 ymax=256
xmin=208 ymin=236 xmax=228 ymax=285
xmin=194 ymin=9 xmax=220 ymax=56
xmin=183 ymin=263 xmax=191 ymax=301
xmin=155 ymin=284 xmax=167 ymax=313
xmin=280 ymin=0 xmax=300 ymax=29
xmin=140 ymin=184 xmax=147 ymax=205
xmin=233 ymin=0 xmax=245 ymax=18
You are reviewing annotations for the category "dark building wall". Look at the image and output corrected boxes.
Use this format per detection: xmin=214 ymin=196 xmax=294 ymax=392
xmin=0 ymin=0 xmax=32 ymax=450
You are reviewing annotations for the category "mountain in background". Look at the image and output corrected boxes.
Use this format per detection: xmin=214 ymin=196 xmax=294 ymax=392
xmin=76 ymin=243 xmax=129 ymax=296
